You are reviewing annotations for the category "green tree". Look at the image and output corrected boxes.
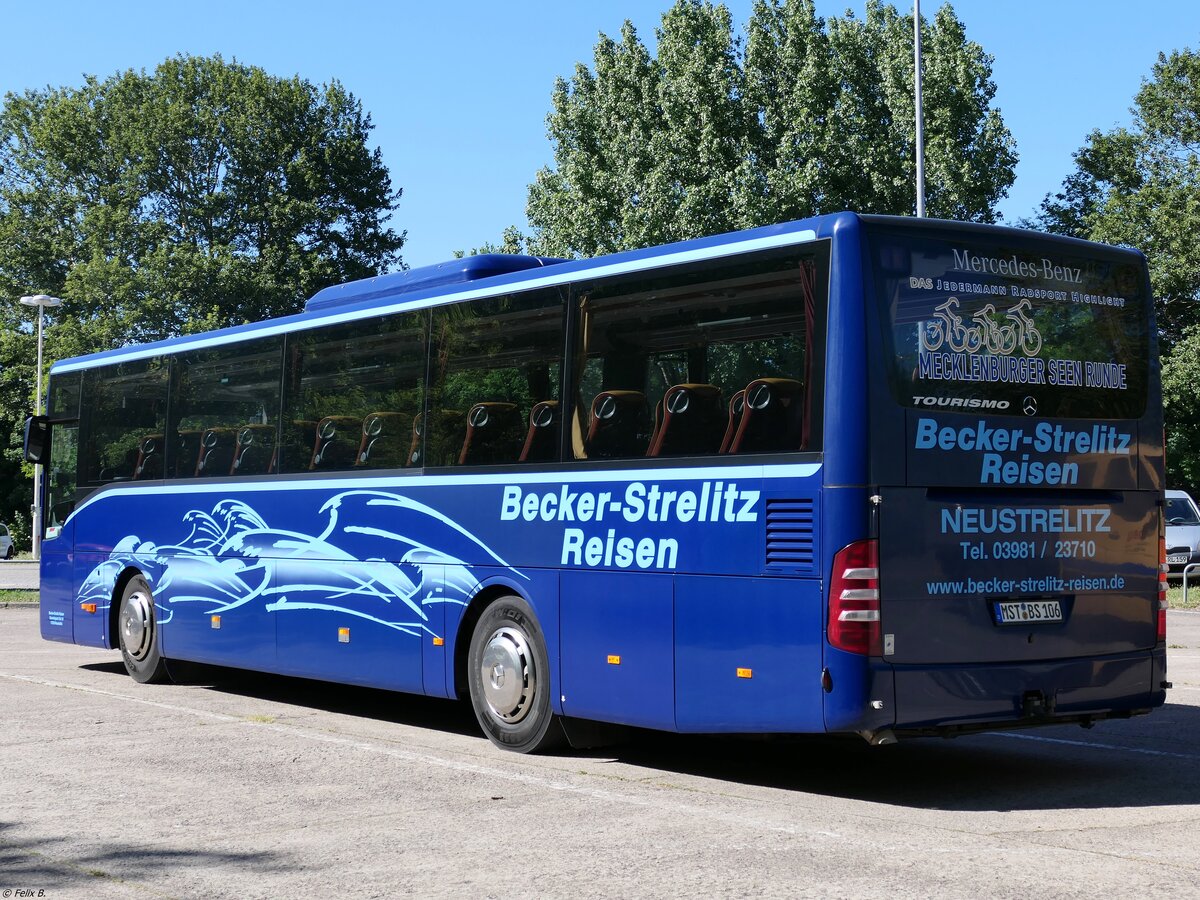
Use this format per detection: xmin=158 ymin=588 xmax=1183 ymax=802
xmin=0 ymin=54 xmax=405 ymax=548
xmin=1035 ymin=49 xmax=1200 ymax=346
xmin=527 ymin=0 xmax=1016 ymax=258
xmin=454 ymin=225 xmax=534 ymax=258
xmin=1034 ymin=49 xmax=1200 ymax=489
xmin=1163 ymin=326 xmax=1200 ymax=495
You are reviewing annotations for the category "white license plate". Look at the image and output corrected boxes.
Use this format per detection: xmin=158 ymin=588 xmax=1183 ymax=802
xmin=1167 ymin=554 xmax=1189 ymax=565
xmin=995 ymin=600 xmax=1063 ymax=624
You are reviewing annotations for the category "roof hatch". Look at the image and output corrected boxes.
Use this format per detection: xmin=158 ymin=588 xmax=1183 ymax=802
xmin=304 ymin=254 xmax=564 ymax=313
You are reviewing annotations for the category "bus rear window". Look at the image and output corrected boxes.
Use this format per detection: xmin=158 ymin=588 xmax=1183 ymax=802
xmin=870 ymin=226 xmax=1150 ymax=419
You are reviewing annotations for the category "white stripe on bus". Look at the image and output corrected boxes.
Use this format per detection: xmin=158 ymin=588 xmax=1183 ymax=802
xmin=56 ymin=462 xmax=822 ymax=532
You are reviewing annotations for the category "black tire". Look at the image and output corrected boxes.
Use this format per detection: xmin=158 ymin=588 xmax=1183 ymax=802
xmin=3 ymin=545 xmax=12 ymax=559
xmin=467 ymin=595 xmax=565 ymax=753
xmin=117 ymin=575 xmax=171 ymax=684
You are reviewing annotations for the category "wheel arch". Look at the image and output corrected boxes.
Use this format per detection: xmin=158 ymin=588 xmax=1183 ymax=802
xmin=106 ymin=565 xmax=145 ymax=649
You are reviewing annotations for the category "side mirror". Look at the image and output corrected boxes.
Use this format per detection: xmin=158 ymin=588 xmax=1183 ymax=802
xmin=24 ymin=415 xmax=49 ymax=464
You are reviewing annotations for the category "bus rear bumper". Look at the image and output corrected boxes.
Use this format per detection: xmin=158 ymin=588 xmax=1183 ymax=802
xmin=889 ymin=649 xmax=1166 ymax=736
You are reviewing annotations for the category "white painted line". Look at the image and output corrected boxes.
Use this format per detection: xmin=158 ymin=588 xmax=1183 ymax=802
xmin=985 ymin=730 xmax=1200 ymax=761
xmin=0 ymin=672 xmax=242 ymax=722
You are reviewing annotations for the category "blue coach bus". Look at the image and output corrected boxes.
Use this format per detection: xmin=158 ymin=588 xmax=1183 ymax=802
xmin=24 ymin=212 xmax=1168 ymax=752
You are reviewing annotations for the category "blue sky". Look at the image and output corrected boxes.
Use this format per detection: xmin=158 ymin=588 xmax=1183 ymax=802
xmin=1 ymin=1 xmax=1196 ymax=268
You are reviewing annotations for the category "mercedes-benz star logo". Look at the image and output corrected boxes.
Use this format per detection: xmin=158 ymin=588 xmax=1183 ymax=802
xmin=1022 ymin=396 xmax=1038 ymax=416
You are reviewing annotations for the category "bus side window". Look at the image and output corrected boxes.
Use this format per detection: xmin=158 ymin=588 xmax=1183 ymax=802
xmin=310 ymin=416 xmax=361 ymax=470
xmin=132 ymin=434 xmax=164 ymax=480
xmin=357 ymin=411 xmax=414 ymax=469
xmin=725 ymin=377 xmax=804 ymax=454
xmin=427 ymin=289 xmax=565 ymax=468
xmin=718 ymin=389 xmax=746 ymax=453
xmin=173 ymin=337 xmax=283 ymax=480
xmin=280 ymin=312 xmax=427 ymax=474
xmin=46 ymin=421 xmax=79 ymax=534
xmin=571 ymin=255 xmax=818 ymax=460
xmin=520 ymin=400 xmax=560 ymax=462
xmin=459 ymin=402 xmax=524 ymax=466
xmin=82 ymin=358 xmax=168 ymax=485
xmin=230 ymin=423 xmax=277 ymax=475
xmin=277 ymin=420 xmax=317 ymax=473
xmin=585 ymin=390 xmax=651 ymax=458
xmin=647 ymin=383 xmax=725 ymax=457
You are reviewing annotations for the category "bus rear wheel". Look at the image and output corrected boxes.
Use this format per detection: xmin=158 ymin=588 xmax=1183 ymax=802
xmin=117 ymin=575 xmax=171 ymax=684
xmin=467 ymin=595 xmax=564 ymax=753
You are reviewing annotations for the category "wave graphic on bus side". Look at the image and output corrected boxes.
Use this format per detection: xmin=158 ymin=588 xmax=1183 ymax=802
xmin=76 ymin=490 xmax=523 ymax=639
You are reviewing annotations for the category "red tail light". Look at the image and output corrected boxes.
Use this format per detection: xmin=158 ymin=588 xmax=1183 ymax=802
xmin=1158 ymin=536 xmax=1168 ymax=643
xmin=829 ymin=539 xmax=882 ymax=655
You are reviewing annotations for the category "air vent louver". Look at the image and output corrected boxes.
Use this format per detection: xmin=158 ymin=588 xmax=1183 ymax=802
xmin=765 ymin=499 xmax=815 ymax=569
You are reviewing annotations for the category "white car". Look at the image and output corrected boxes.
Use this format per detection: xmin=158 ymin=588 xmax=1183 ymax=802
xmin=0 ymin=524 xmax=12 ymax=560
xmin=1166 ymin=489 xmax=1200 ymax=579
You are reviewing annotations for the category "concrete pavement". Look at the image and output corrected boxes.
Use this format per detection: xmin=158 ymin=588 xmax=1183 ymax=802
xmin=0 ymin=560 xmax=38 ymax=590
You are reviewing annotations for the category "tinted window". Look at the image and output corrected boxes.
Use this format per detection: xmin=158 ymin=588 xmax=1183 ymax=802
xmin=49 ymin=371 xmax=81 ymax=420
xmin=871 ymin=226 xmax=1150 ymax=419
xmin=427 ymin=290 xmax=565 ymax=467
xmin=172 ymin=337 xmax=283 ymax=478
xmin=82 ymin=358 xmax=169 ymax=483
xmin=282 ymin=312 xmax=428 ymax=472
xmin=47 ymin=423 xmax=78 ymax=532
xmin=573 ymin=251 xmax=821 ymax=460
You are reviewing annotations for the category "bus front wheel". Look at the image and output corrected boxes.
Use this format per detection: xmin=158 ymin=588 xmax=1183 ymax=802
xmin=117 ymin=575 xmax=171 ymax=684
xmin=467 ymin=595 xmax=564 ymax=753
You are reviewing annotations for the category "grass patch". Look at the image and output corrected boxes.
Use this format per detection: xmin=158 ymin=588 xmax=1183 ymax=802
xmin=0 ymin=589 xmax=38 ymax=605
xmin=1168 ymin=583 xmax=1199 ymax=610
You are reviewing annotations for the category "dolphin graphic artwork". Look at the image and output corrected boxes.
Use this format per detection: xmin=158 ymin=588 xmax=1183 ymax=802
xmin=78 ymin=489 xmax=525 ymax=640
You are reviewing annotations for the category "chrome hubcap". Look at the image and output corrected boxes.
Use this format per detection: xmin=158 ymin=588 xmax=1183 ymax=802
xmin=121 ymin=590 xmax=153 ymax=661
xmin=480 ymin=626 xmax=536 ymax=724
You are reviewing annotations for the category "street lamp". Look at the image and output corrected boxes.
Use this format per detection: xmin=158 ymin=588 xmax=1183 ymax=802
xmin=19 ymin=293 xmax=62 ymax=562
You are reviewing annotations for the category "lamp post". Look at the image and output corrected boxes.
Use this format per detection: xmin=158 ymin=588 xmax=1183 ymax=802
xmin=19 ymin=294 xmax=62 ymax=561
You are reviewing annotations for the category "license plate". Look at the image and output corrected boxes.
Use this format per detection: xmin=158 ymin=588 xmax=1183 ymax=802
xmin=994 ymin=600 xmax=1063 ymax=625
xmin=1167 ymin=553 xmax=1189 ymax=565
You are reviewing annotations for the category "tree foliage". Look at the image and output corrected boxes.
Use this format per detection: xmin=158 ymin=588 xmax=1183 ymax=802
xmin=1034 ymin=49 xmax=1200 ymax=489
xmin=527 ymin=0 xmax=1016 ymax=258
xmin=0 ymin=54 xmax=405 ymax=547
xmin=1035 ymin=49 xmax=1200 ymax=346
xmin=1163 ymin=326 xmax=1200 ymax=496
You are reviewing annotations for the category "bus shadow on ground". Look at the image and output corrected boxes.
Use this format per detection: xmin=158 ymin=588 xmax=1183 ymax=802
xmin=78 ymin=659 xmax=1200 ymax=812
xmin=80 ymin=658 xmax=483 ymax=738
xmin=607 ymin=701 xmax=1200 ymax=812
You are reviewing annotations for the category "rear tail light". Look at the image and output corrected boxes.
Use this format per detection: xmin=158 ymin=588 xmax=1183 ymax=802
xmin=829 ymin=539 xmax=882 ymax=655
xmin=1158 ymin=535 xmax=1168 ymax=643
